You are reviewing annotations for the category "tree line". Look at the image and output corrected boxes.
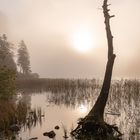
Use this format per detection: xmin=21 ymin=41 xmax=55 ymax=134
xmin=0 ymin=34 xmax=39 ymax=78
xmin=0 ymin=34 xmax=39 ymax=99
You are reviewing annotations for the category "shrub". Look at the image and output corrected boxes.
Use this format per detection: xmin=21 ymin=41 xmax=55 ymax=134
xmin=0 ymin=67 xmax=16 ymax=100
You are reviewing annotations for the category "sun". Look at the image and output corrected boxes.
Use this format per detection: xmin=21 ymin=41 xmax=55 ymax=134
xmin=72 ymin=28 xmax=95 ymax=53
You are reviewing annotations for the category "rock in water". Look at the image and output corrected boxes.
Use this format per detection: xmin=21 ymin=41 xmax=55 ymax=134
xmin=63 ymin=135 xmax=69 ymax=139
xmin=54 ymin=125 xmax=60 ymax=130
xmin=43 ymin=131 xmax=56 ymax=138
xmin=9 ymin=124 xmax=20 ymax=132
xmin=29 ymin=137 xmax=38 ymax=140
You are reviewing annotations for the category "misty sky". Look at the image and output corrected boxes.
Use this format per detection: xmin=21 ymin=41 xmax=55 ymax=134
xmin=0 ymin=0 xmax=140 ymax=78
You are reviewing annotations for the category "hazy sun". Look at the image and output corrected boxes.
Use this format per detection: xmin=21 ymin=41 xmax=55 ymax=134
xmin=73 ymin=28 xmax=95 ymax=53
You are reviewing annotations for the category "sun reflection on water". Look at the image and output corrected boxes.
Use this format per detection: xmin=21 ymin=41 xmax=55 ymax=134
xmin=78 ymin=104 xmax=88 ymax=114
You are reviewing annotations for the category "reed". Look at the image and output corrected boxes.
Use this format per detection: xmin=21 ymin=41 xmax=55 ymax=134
xmin=0 ymin=100 xmax=28 ymax=137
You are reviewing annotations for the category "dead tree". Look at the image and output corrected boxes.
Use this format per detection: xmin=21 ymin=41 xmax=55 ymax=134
xmin=71 ymin=0 xmax=122 ymax=139
xmin=86 ymin=0 xmax=116 ymax=123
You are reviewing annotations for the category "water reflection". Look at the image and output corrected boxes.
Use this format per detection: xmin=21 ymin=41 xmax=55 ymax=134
xmin=17 ymin=80 xmax=140 ymax=139
xmin=78 ymin=104 xmax=88 ymax=114
xmin=3 ymin=79 xmax=140 ymax=140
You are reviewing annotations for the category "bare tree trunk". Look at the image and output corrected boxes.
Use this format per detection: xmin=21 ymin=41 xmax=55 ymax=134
xmin=87 ymin=0 xmax=116 ymax=122
xmin=71 ymin=1 xmax=122 ymax=139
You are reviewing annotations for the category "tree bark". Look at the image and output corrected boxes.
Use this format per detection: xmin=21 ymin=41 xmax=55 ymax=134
xmin=71 ymin=1 xmax=122 ymax=138
xmin=86 ymin=0 xmax=116 ymax=122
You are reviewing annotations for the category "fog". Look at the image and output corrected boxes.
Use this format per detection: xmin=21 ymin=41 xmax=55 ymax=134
xmin=0 ymin=0 xmax=140 ymax=78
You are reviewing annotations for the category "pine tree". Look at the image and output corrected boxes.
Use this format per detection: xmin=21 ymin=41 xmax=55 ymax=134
xmin=0 ymin=34 xmax=17 ymax=70
xmin=17 ymin=40 xmax=31 ymax=75
xmin=0 ymin=34 xmax=16 ymax=100
xmin=0 ymin=67 xmax=16 ymax=100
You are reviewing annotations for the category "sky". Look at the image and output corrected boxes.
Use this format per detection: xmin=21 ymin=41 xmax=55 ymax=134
xmin=0 ymin=0 xmax=140 ymax=78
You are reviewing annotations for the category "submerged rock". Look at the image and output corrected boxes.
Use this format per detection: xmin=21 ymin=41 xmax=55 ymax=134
xmin=54 ymin=125 xmax=60 ymax=130
xmin=63 ymin=135 xmax=69 ymax=139
xmin=43 ymin=131 xmax=56 ymax=138
xmin=11 ymin=135 xmax=16 ymax=140
xmin=9 ymin=124 xmax=20 ymax=132
xmin=41 ymin=115 xmax=45 ymax=117
xmin=29 ymin=137 xmax=38 ymax=140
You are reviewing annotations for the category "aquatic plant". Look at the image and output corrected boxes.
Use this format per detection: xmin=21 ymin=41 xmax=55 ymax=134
xmin=0 ymin=100 xmax=28 ymax=138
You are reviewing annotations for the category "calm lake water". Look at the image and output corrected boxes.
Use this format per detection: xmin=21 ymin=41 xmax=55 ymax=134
xmin=18 ymin=92 xmax=91 ymax=140
xmin=1 ymin=80 xmax=140 ymax=140
xmin=15 ymin=80 xmax=140 ymax=140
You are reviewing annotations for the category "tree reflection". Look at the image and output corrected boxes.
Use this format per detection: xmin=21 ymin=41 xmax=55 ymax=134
xmin=19 ymin=79 xmax=140 ymax=140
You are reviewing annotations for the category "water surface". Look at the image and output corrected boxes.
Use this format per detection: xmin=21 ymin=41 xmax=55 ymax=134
xmin=15 ymin=80 xmax=140 ymax=140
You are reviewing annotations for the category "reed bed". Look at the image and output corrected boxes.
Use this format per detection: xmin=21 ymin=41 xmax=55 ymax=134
xmin=0 ymin=100 xmax=27 ymax=138
xmin=0 ymin=100 xmax=43 ymax=139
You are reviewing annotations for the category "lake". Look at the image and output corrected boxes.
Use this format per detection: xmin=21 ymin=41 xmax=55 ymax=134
xmin=1 ymin=79 xmax=140 ymax=140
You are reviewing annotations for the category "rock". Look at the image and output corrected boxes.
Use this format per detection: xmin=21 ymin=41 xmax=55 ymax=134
xmin=11 ymin=135 xmax=16 ymax=140
xmin=29 ymin=137 xmax=38 ymax=140
xmin=54 ymin=125 xmax=60 ymax=130
xmin=29 ymin=111 xmax=34 ymax=114
xmin=63 ymin=135 xmax=69 ymax=139
xmin=9 ymin=124 xmax=20 ymax=132
xmin=43 ymin=131 xmax=56 ymax=138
